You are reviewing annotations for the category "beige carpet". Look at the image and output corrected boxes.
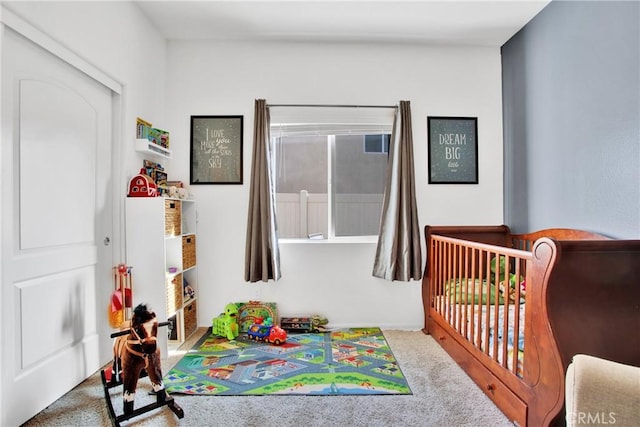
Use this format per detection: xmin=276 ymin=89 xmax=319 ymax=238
xmin=22 ymin=328 xmax=512 ymax=427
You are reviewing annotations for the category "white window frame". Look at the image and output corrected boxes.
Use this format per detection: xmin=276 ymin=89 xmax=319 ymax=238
xmin=270 ymin=106 xmax=394 ymax=243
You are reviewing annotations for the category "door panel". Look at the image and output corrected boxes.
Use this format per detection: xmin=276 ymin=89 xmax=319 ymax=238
xmin=19 ymin=79 xmax=96 ymax=249
xmin=2 ymin=26 xmax=113 ymax=426
xmin=19 ymin=266 xmax=96 ymax=368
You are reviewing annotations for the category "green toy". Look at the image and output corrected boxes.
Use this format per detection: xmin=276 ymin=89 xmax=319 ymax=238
xmin=490 ymin=255 xmax=521 ymax=284
xmin=311 ymin=315 xmax=329 ymax=331
xmin=212 ymin=303 xmax=239 ymax=340
xmin=490 ymin=255 xmax=508 ymax=282
xmin=490 ymin=255 xmax=526 ymax=302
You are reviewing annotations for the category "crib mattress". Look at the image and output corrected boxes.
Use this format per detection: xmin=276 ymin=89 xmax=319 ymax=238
xmin=433 ymin=297 xmax=525 ymax=376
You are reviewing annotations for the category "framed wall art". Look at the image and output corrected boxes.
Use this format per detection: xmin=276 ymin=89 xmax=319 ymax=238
xmin=427 ymin=116 xmax=478 ymax=184
xmin=190 ymin=115 xmax=243 ymax=184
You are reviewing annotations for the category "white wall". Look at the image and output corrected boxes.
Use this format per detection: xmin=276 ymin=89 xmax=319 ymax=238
xmin=165 ymin=41 xmax=505 ymax=330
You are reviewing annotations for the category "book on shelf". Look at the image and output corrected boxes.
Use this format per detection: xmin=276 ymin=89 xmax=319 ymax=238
xmin=136 ymin=117 xmax=170 ymax=148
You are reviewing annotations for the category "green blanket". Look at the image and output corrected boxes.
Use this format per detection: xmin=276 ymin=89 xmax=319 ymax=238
xmin=444 ymin=278 xmax=504 ymax=305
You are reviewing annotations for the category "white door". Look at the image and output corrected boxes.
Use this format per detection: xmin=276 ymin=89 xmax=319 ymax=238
xmin=1 ymin=27 xmax=114 ymax=426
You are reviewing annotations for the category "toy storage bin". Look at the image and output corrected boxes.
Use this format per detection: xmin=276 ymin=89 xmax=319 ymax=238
xmin=182 ymin=235 xmax=196 ymax=269
xmin=166 ymin=273 xmax=182 ymax=313
xmin=164 ymin=199 xmax=181 ymax=236
xmin=184 ymin=300 xmax=197 ymax=338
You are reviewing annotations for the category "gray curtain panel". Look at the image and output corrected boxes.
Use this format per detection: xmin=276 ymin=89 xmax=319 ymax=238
xmin=373 ymin=100 xmax=422 ymax=281
xmin=244 ymin=99 xmax=281 ymax=282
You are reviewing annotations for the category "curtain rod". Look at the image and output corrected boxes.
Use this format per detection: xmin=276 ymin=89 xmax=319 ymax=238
xmin=267 ymin=103 xmax=397 ymax=109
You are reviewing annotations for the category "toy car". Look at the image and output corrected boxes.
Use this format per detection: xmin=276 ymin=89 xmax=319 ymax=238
xmin=280 ymin=315 xmax=328 ymax=333
xmin=246 ymin=323 xmax=287 ymax=345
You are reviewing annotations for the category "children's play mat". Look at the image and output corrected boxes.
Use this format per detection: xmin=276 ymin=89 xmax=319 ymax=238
xmin=164 ymin=327 xmax=412 ymax=396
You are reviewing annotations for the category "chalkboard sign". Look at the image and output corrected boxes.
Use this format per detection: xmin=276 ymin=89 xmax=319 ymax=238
xmin=190 ymin=116 xmax=243 ymax=184
xmin=428 ymin=117 xmax=478 ymax=184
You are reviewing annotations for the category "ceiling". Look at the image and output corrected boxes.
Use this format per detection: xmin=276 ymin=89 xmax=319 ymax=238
xmin=134 ymin=0 xmax=550 ymax=47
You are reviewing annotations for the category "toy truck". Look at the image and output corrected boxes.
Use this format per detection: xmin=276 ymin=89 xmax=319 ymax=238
xmin=247 ymin=323 xmax=287 ymax=345
xmin=280 ymin=316 xmax=328 ymax=333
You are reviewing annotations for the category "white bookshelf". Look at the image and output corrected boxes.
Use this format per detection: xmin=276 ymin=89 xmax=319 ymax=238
xmin=125 ymin=197 xmax=198 ymax=353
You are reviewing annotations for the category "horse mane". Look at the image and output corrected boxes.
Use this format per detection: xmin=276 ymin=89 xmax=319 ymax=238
xmin=133 ymin=304 xmax=156 ymax=324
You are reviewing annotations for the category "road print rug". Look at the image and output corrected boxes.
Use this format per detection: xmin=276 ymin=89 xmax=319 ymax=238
xmin=164 ymin=327 xmax=412 ymax=396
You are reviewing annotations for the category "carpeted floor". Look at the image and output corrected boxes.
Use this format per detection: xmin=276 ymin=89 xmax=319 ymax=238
xmin=22 ymin=328 xmax=513 ymax=427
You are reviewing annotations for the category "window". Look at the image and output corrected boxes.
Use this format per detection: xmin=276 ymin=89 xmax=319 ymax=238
xmin=364 ymin=134 xmax=390 ymax=154
xmin=269 ymin=106 xmax=395 ymax=241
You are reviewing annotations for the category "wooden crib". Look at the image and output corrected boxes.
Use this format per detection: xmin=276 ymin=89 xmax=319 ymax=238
xmin=421 ymin=225 xmax=640 ymax=426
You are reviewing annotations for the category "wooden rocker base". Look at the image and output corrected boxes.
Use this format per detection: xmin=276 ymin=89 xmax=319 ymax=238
xmin=101 ymin=368 xmax=184 ymax=427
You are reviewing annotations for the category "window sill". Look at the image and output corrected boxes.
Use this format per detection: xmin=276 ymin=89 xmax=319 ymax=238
xmin=279 ymin=236 xmax=378 ymax=244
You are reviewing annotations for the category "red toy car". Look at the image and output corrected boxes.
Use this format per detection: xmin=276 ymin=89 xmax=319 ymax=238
xmin=247 ymin=323 xmax=287 ymax=345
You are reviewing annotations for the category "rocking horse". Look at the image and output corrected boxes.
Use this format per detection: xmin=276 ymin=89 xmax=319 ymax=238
xmin=101 ymin=304 xmax=183 ymax=426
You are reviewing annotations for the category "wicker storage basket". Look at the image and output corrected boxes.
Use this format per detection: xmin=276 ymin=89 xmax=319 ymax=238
xmin=182 ymin=235 xmax=196 ymax=269
xmin=164 ymin=199 xmax=181 ymax=236
xmin=184 ymin=300 xmax=197 ymax=338
xmin=166 ymin=273 xmax=182 ymax=313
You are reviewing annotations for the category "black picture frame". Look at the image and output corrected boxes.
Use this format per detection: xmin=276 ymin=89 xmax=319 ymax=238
xmin=190 ymin=115 xmax=243 ymax=184
xmin=427 ymin=116 xmax=478 ymax=184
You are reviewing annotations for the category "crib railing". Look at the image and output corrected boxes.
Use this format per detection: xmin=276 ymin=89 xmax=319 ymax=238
xmin=428 ymin=234 xmax=532 ymax=377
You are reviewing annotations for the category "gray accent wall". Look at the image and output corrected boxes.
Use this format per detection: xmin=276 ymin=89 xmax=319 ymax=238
xmin=502 ymin=1 xmax=639 ymax=238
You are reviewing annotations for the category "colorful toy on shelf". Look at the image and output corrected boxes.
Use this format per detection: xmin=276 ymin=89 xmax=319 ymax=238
xmin=246 ymin=317 xmax=287 ymax=345
xmin=212 ymin=303 xmax=240 ymax=340
xmin=128 ymin=168 xmax=158 ymax=197
xmin=280 ymin=315 xmax=329 ymax=333
xmin=183 ymin=278 xmax=195 ymax=301
xmin=168 ymin=185 xmax=189 ymax=200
